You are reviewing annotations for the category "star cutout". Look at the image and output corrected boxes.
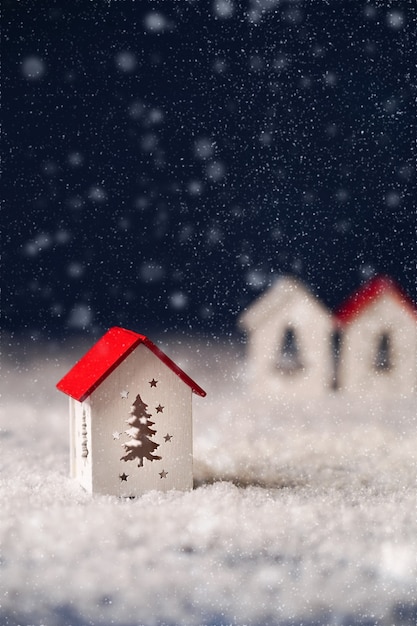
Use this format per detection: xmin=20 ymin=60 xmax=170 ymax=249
xmin=119 ymin=473 xmax=129 ymax=481
xmin=159 ymin=469 xmax=168 ymax=479
xmin=149 ymin=378 xmax=158 ymax=387
xmin=164 ymin=434 xmax=173 ymax=442
xmin=120 ymin=390 xmax=129 ymax=399
xmin=112 ymin=431 xmax=122 ymax=440
xmin=155 ymin=404 xmax=164 ymax=413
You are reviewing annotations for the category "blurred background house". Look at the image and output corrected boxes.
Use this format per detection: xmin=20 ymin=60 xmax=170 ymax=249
xmin=335 ymin=276 xmax=417 ymax=396
xmin=239 ymin=275 xmax=417 ymax=398
xmin=239 ymin=276 xmax=335 ymax=398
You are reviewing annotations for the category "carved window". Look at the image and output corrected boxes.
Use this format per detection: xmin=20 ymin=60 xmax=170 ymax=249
xmin=331 ymin=329 xmax=342 ymax=390
xmin=277 ymin=326 xmax=303 ymax=374
xmin=374 ymin=332 xmax=392 ymax=372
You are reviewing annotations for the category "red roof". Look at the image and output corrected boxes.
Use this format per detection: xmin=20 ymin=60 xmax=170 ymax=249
xmin=56 ymin=327 xmax=206 ymax=402
xmin=335 ymin=275 xmax=417 ymax=325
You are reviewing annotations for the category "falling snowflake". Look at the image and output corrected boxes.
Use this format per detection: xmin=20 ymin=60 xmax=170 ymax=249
xmin=245 ymin=269 xmax=268 ymax=290
xmin=88 ymin=186 xmax=107 ymax=203
xmin=205 ymin=161 xmax=226 ymax=182
xmin=67 ymin=262 xmax=85 ymax=279
xmin=213 ymin=0 xmax=235 ymax=19
xmin=21 ymin=56 xmax=46 ymax=80
xmin=385 ymin=190 xmax=402 ymax=209
xmin=194 ymin=137 xmax=216 ymax=160
xmin=148 ymin=108 xmax=164 ymax=125
xmin=139 ymin=262 xmax=165 ymax=283
xmin=22 ymin=232 xmax=52 ymax=257
xmin=143 ymin=12 xmax=172 ymax=33
xmin=386 ymin=10 xmax=405 ymax=30
xmin=187 ymin=180 xmax=204 ymax=196
xmin=128 ymin=100 xmax=146 ymax=120
xmin=169 ymin=292 xmax=189 ymax=310
xmin=68 ymin=152 xmax=84 ymax=167
xmin=67 ymin=304 xmax=93 ymax=329
xmin=115 ymin=51 xmax=137 ymax=73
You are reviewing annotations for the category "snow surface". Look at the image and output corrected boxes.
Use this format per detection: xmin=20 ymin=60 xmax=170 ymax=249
xmin=1 ymin=336 xmax=416 ymax=626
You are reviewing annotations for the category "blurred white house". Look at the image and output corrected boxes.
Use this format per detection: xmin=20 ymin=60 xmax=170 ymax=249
xmin=335 ymin=275 xmax=417 ymax=396
xmin=239 ymin=276 xmax=335 ymax=398
xmin=239 ymin=275 xmax=417 ymax=398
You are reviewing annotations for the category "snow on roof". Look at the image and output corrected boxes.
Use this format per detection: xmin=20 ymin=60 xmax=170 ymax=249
xmin=56 ymin=327 xmax=206 ymax=402
xmin=335 ymin=275 xmax=417 ymax=325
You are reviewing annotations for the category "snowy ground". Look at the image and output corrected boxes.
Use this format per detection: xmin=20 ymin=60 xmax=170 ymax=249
xmin=1 ymin=335 xmax=416 ymax=626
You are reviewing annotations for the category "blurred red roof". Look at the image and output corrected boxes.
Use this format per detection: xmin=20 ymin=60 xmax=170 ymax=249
xmin=335 ymin=275 xmax=417 ymax=325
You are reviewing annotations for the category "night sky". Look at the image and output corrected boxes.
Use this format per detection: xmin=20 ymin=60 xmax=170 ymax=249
xmin=3 ymin=0 xmax=415 ymax=340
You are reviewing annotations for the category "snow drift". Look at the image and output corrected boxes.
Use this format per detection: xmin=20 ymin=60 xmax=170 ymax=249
xmin=1 ymin=336 xmax=416 ymax=626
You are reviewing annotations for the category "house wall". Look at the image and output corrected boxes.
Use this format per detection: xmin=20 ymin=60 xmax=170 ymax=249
xmin=246 ymin=296 xmax=335 ymax=398
xmin=70 ymin=397 xmax=92 ymax=492
xmin=89 ymin=344 xmax=193 ymax=497
xmin=337 ymin=295 xmax=417 ymax=396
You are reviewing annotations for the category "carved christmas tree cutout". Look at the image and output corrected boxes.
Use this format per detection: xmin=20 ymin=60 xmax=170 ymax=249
xmin=120 ymin=394 xmax=162 ymax=467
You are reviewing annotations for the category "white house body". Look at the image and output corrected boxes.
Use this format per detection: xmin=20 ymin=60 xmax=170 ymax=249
xmin=239 ymin=277 xmax=335 ymax=399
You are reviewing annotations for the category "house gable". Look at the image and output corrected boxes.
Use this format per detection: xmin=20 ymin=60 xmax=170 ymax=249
xmin=239 ymin=276 xmax=332 ymax=332
xmin=56 ymin=326 xmax=206 ymax=402
xmin=335 ymin=276 xmax=417 ymax=325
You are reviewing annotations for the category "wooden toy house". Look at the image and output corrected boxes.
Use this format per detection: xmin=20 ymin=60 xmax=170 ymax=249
xmin=335 ymin=276 xmax=417 ymax=396
xmin=239 ymin=276 xmax=335 ymax=398
xmin=56 ymin=327 xmax=206 ymax=496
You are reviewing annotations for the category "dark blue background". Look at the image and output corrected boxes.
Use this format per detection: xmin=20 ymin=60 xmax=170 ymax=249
xmin=3 ymin=0 xmax=415 ymax=339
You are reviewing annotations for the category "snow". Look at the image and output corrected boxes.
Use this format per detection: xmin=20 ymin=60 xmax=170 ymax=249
xmin=66 ymin=304 xmax=93 ymax=330
xmin=20 ymin=55 xmax=46 ymax=81
xmin=115 ymin=51 xmax=138 ymax=74
xmin=1 ymin=336 xmax=416 ymax=626
xmin=386 ymin=10 xmax=405 ymax=31
xmin=143 ymin=12 xmax=173 ymax=34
